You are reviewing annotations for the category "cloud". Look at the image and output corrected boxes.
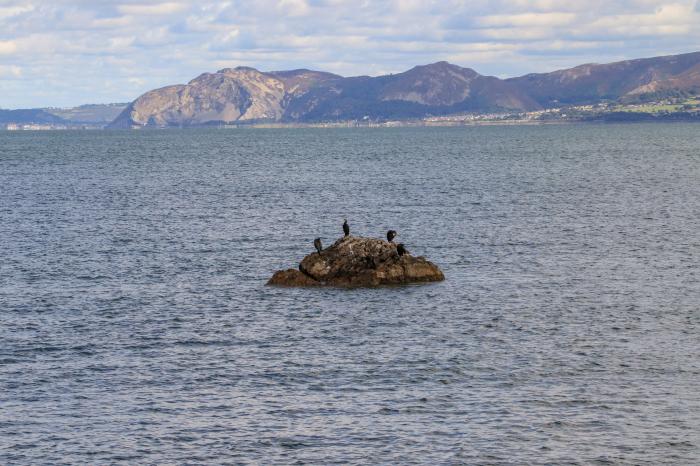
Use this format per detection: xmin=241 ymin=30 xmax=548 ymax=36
xmin=477 ymin=12 xmax=577 ymax=27
xmin=277 ymin=0 xmax=311 ymax=16
xmin=0 ymin=64 xmax=21 ymax=78
xmin=582 ymin=3 xmax=695 ymax=37
xmin=117 ymin=2 xmax=188 ymax=16
xmin=0 ymin=4 xmax=34 ymax=19
xmin=0 ymin=0 xmax=699 ymax=108
xmin=0 ymin=39 xmax=17 ymax=54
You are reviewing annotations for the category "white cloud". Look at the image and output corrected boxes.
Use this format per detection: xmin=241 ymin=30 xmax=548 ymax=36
xmin=117 ymin=2 xmax=187 ymax=16
xmin=127 ymin=76 xmax=146 ymax=86
xmin=277 ymin=0 xmax=311 ymax=16
xmin=0 ymin=0 xmax=699 ymax=107
xmin=0 ymin=39 xmax=17 ymax=54
xmin=0 ymin=64 xmax=22 ymax=77
xmin=90 ymin=15 xmax=134 ymax=29
xmin=0 ymin=4 xmax=34 ymax=19
xmin=108 ymin=36 xmax=135 ymax=50
xmin=581 ymin=3 xmax=695 ymax=37
xmin=478 ymin=12 xmax=577 ymax=27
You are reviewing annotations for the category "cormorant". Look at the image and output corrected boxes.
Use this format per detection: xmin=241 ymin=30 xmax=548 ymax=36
xmin=314 ymin=238 xmax=323 ymax=254
xmin=343 ymin=219 xmax=350 ymax=237
xmin=387 ymin=230 xmax=397 ymax=242
xmin=396 ymin=243 xmax=408 ymax=256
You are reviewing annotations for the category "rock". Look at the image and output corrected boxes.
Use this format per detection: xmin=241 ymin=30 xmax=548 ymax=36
xmin=108 ymin=68 xmax=340 ymax=128
xmin=267 ymin=236 xmax=444 ymax=287
xmin=267 ymin=269 xmax=321 ymax=287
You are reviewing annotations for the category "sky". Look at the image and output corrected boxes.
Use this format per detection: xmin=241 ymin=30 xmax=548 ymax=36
xmin=1 ymin=0 xmax=700 ymax=108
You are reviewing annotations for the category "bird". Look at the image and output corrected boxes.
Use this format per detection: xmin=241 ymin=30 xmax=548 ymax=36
xmin=386 ymin=230 xmax=397 ymax=242
xmin=314 ymin=238 xmax=323 ymax=255
xmin=396 ymin=243 xmax=408 ymax=256
xmin=342 ymin=219 xmax=350 ymax=237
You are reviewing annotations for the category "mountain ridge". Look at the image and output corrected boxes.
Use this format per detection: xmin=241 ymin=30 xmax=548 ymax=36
xmin=1 ymin=103 xmax=128 ymax=127
xmin=107 ymin=51 xmax=700 ymax=127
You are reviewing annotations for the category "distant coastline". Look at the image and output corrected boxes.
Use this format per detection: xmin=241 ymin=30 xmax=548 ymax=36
xmin=3 ymin=50 xmax=700 ymax=131
xmin=3 ymin=107 xmax=699 ymax=131
xmin=107 ymin=51 xmax=700 ymax=130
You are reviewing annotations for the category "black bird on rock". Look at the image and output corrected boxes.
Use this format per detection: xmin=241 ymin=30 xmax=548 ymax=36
xmin=314 ymin=238 xmax=323 ymax=255
xmin=387 ymin=230 xmax=397 ymax=242
xmin=396 ymin=243 xmax=408 ymax=256
xmin=343 ymin=219 xmax=350 ymax=237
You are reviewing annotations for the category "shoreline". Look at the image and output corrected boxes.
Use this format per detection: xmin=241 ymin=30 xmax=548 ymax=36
xmin=3 ymin=117 xmax=700 ymax=131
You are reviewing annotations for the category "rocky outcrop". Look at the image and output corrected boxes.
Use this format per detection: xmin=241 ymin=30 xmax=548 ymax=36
xmin=268 ymin=268 xmax=323 ymax=287
xmin=267 ymin=236 xmax=444 ymax=287
xmin=109 ymin=67 xmax=340 ymax=128
xmin=109 ymin=67 xmax=286 ymax=128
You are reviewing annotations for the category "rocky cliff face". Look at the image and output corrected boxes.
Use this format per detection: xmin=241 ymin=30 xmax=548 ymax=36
xmin=110 ymin=67 xmax=340 ymax=128
xmin=111 ymin=67 xmax=283 ymax=128
xmin=268 ymin=236 xmax=445 ymax=287
xmin=110 ymin=51 xmax=700 ymax=127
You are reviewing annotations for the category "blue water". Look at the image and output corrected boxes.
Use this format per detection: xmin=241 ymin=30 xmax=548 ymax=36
xmin=1 ymin=125 xmax=699 ymax=464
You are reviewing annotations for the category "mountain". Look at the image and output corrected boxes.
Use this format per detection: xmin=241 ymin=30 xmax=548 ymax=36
xmin=110 ymin=62 xmax=538 ymax=127
xmin=44 ymin=103 xmax=128 ymax=124
xmin=508 ymin=51 xmax=700 ymax=106
xmin=109 ymin=68 xmax=339 ymax=128
xmin=1 ymin=103 xmax=129 ymax=127
xmin=283 ymin=62 xmax=540 ymax=121
xmin=0 ymin=108 xmax=67 ymax=125
xmin=109 ymin=51 xmax=700 ymax=127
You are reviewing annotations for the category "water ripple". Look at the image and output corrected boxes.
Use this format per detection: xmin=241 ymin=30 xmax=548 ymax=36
xmin=1 ymin=125 xmax=699 ymax=464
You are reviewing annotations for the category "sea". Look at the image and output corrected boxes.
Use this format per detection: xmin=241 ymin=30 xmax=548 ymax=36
xmin=1 ymin=124 xmax=699 ymax=465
